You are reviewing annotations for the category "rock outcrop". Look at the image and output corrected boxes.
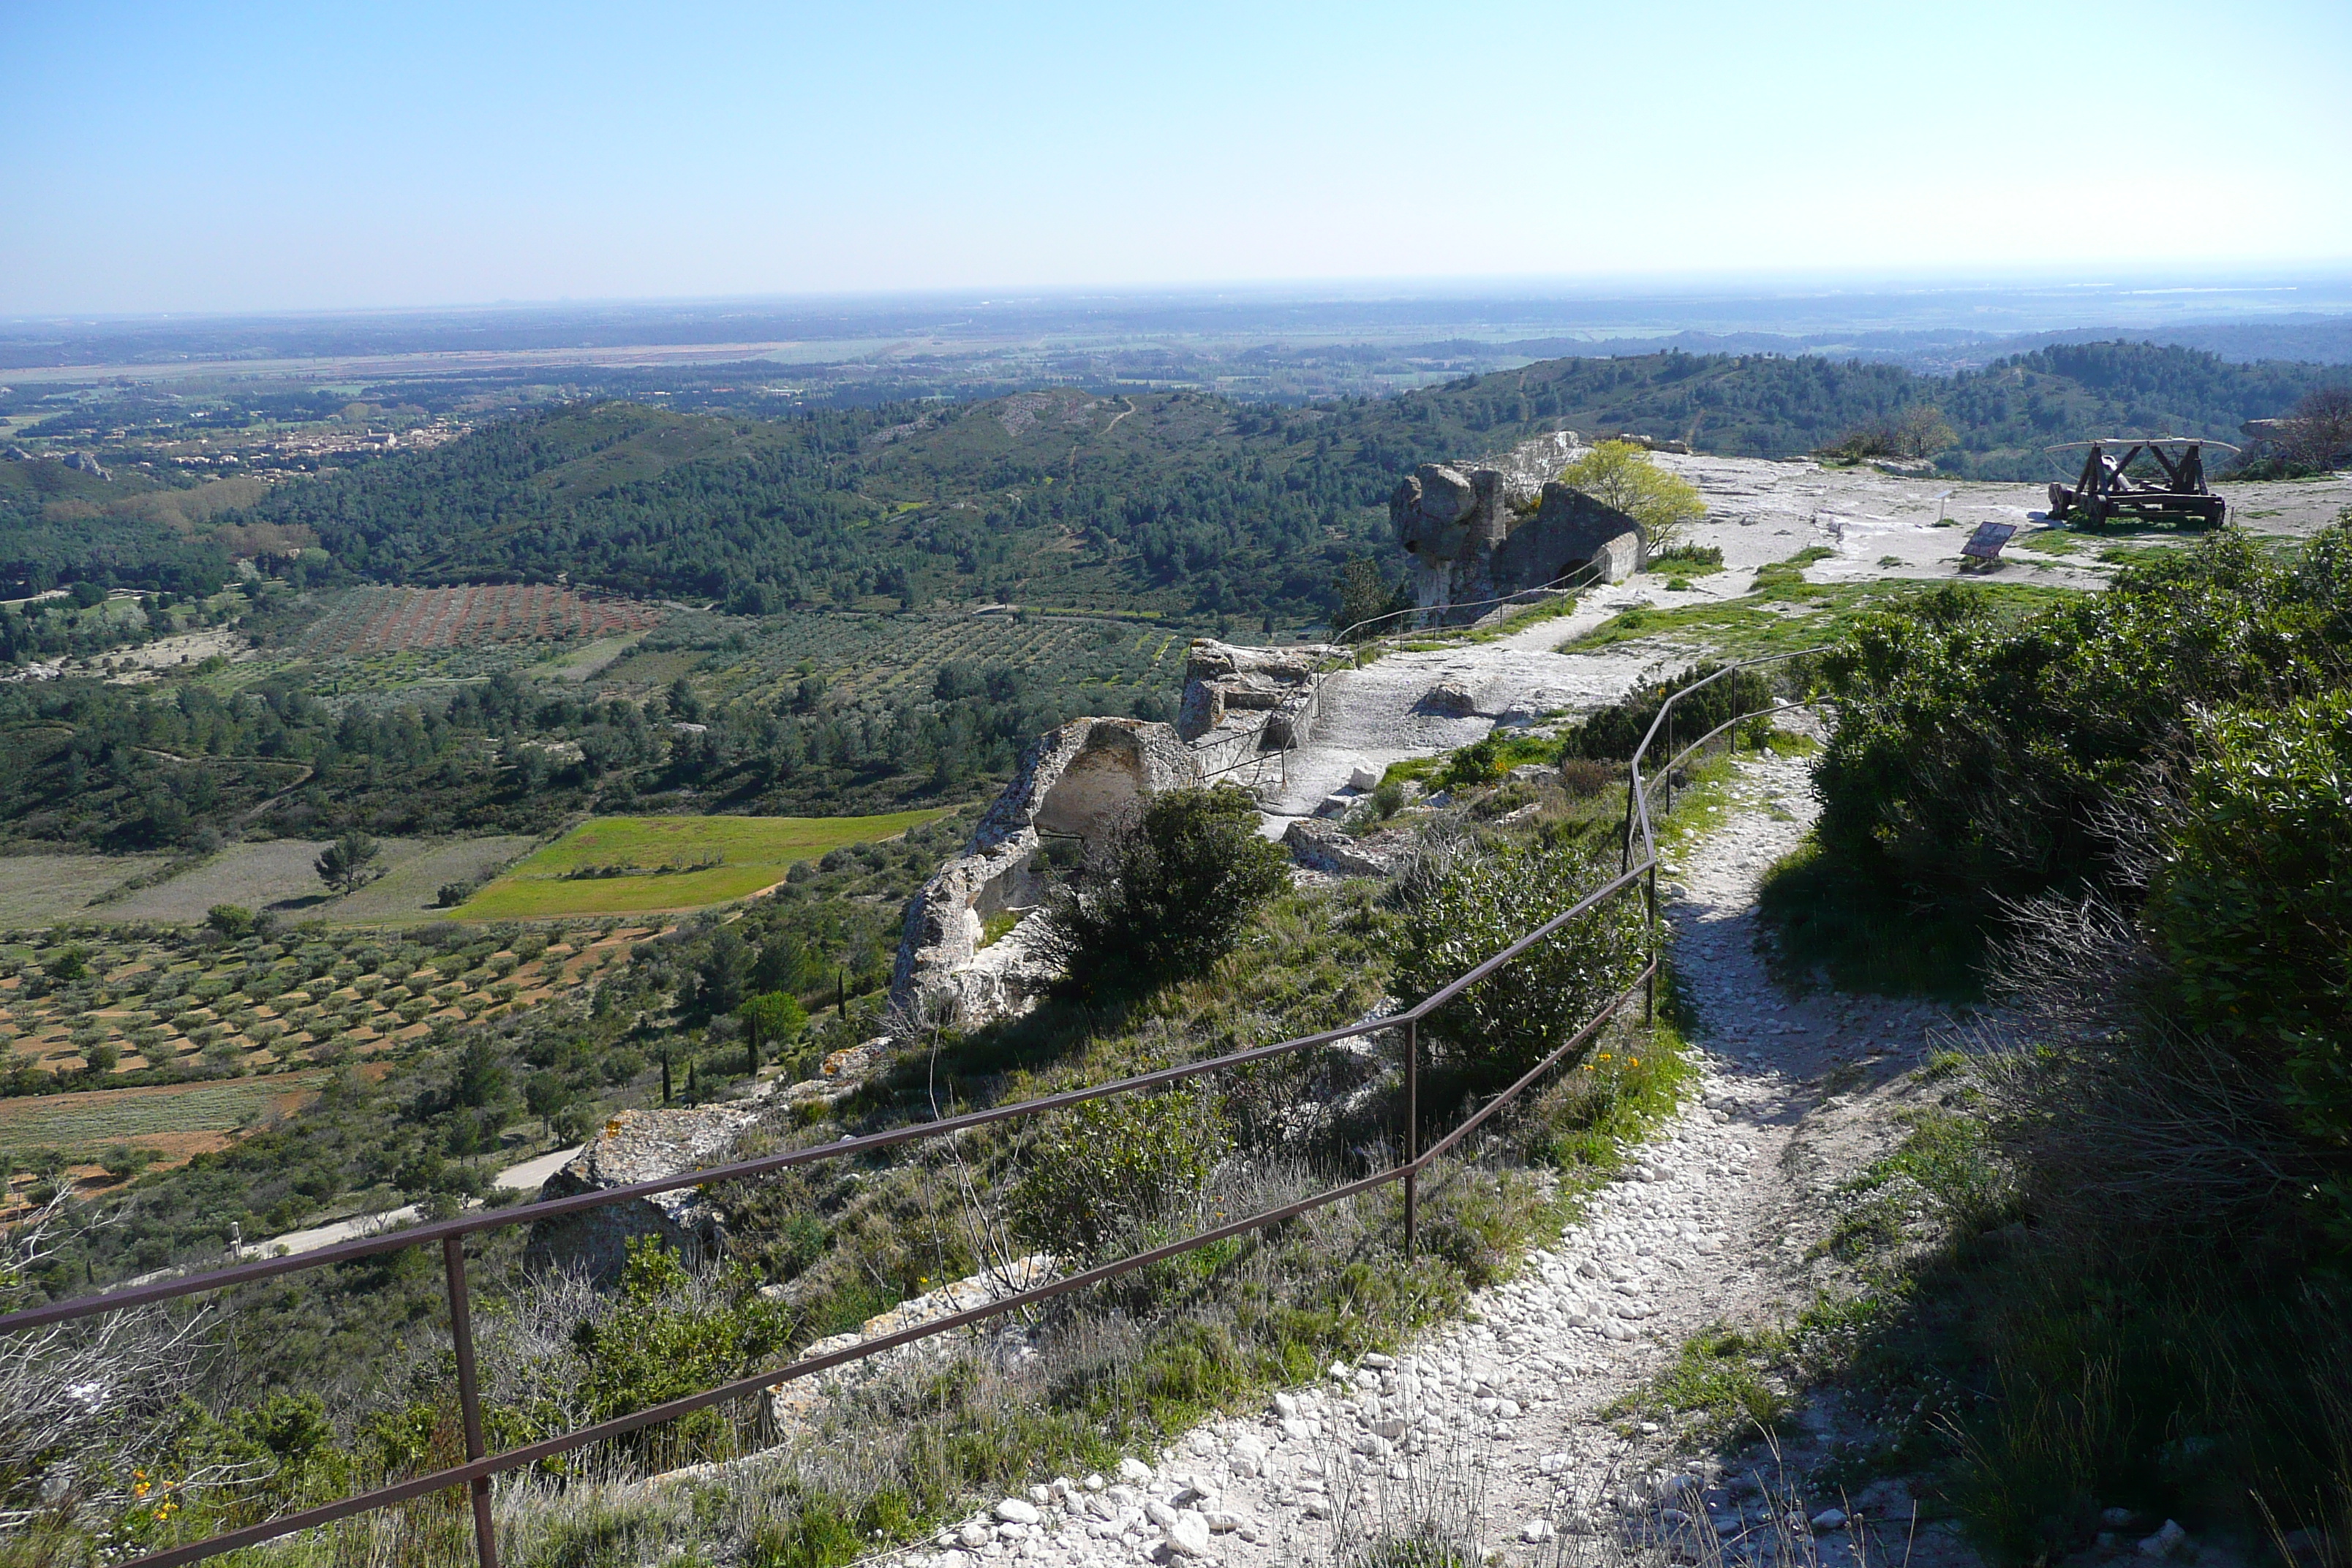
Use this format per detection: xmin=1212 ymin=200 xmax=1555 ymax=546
xmin=1392 ymin=454 xmax=1644 ymax=622
xmin=1177 ymin=638 xmax=1340 ymax=779
xmin=757 ymin=1254 xmax=1060 ymax=1439
xmin=524 ymin=1105 xmax=757 ymax=1284
xmin=889 ymin=717 xmax=1199 ymax=1030
xmin=1281 ymin=818 xmax=1399 ymax=878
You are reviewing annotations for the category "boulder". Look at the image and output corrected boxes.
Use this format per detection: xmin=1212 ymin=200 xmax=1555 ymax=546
xmin=1491 ymin=483 xmax=1646 ymax=587
xmin=524 ymin=1106 xmax=755 ymax=1284
xmin=1164 ymin=1511 xmax=1214 ymax=1558
xmin=1420 ymin=676 xmax=1481 ymax=716
xmin=1393 ymin=437 xmax=1651 ymax=617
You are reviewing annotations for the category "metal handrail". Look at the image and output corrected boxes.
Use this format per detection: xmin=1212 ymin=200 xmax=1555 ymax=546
xmin=7 ymin=638 xmax=1807 ymax=1568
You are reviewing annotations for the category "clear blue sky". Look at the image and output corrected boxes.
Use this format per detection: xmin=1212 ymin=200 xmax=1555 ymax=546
xmin=4 ymin=0 xmax=2347 ymax=315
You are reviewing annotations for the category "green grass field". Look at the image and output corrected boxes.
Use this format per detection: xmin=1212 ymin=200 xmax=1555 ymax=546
xmin=453 ymin=810 xmax=953 ymax=918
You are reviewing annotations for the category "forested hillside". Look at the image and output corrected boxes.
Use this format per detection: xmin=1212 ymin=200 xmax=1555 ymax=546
xmin=13 ymin=342 xmax=2341 ymax=615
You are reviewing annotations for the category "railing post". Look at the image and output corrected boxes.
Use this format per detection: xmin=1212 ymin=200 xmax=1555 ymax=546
xmin=442 ymin=1235 xmax=500 ymax=1568
xmin=1403 ymin=1017 xmax=1419 ymax=1256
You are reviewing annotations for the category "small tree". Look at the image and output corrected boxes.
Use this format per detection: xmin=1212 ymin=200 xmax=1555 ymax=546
xmin=1330 ymin=557 xmax=1412 ymax=641
xmin=525 ymin=1071 xmax=573 ymax=1138
xmin=1896 ymin=403 xmax=1959 ymax=458
xmin=315 ymin=830 xmax=382 ymax=894
xmin=1390 ymin=837 xmax=1646 ymax=1093
xmin=737 ymin=991 xmax=807 ymax=1074
xmin=1554 ymin=441 xmax=1706 ymax=552
xmin=206 ymin=904 xmax=256 ymax=938
xmin=1028 ymin=786 xmax=1291 ymax=999
xmin=2280 ymin=385 xmax=2352 ymax=472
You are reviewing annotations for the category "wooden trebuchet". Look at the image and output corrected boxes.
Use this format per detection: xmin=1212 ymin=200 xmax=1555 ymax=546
xmin=2046 ymin=437 xmax=2233 ymax=529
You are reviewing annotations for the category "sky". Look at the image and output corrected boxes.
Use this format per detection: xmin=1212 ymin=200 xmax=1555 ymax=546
xmin=4 ymin=0 xmax=2348 ymax=316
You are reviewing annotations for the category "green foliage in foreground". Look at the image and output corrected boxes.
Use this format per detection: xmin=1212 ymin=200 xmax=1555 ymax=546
xmin=1757 ymin=522 xmax=2352 ymax=1561
xmin=1814 ymin=528 xmax=2352 ymax=911
xmin=2148 ymin=692 xmax=2352 ymax=1226
xmin=1009 ymin=1088 xmax=1228 ymax=1258
xmin=1789 ymin=1079 xmax=2352 ymax=1567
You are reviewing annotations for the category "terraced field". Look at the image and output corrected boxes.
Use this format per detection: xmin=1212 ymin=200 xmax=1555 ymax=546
xmin=671 ymin=608 xmax=1192 ymax=711
xmin=0 ymin=921 xmax=653 ymax=1107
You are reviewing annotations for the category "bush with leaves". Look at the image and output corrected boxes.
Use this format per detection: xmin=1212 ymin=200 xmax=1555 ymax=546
xmin=570 ymin=1237 xmax=795 ymax=1462
xmin=1814 ymin=530 xmax=2352 ymax=910
xmin=1009 ymin=1089 xmax=1229 ymax=1257
xmin=1388 ymin=835 xmax=1646 ymax=1093
xmin=1553 ymin=440 xmax=1706 ymax=551
xmin=1558 ymin=661 xmax=1779 ymax=764
xmin=2144 ymin=693 xmax=2352 ymax=1229
xmin=1028 ymin=786 xmax=1290 ymax=998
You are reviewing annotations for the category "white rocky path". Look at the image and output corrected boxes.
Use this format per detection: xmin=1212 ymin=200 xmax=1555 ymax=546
xmin=913 ymin=744 xmax=1981 ymax=1568
xmin=1267 ymin=592 xmax=1658 ymax=821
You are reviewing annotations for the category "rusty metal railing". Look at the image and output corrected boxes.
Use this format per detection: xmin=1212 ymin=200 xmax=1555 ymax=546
xmin=3 ymin=649 xmax=1806 ymax=1568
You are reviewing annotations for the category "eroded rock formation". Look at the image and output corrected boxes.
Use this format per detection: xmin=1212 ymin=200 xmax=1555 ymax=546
xmin=524 ymin=1105 xmax=755 ymax=1284
xmin=1392 ymin=456 xmax=1645 ymax=621
xmin=889 ymin=717 xmax=1199 ymax=1029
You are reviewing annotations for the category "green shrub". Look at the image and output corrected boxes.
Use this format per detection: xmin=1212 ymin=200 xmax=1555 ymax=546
xmin=1028 ymin=786 xmax=1289 ymax=998
xmin=2147 ymin=693 xmax=2352 ymax=1230
xmin=1814 ymin=532 xmax=2349 ymax=910
xmin=1389 ymin=837 xmax=1646 ymax=1093
xmin=1009 ymin=1089 xmax=1227 ymax=1256
xmin=572 ymin=1238 xmax=795 ymax=1466
xmin=1647 ymin=542 xmax=1725 ymax=573
xmin=1559 ymin=662 xmax=1779 ymax=763
xmin=1437 ymin=735 xmax=1509 ymax=792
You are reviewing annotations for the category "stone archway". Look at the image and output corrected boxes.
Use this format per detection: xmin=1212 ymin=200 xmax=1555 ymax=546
xmin=1033 ymin=724 xmax=1156 ymax=848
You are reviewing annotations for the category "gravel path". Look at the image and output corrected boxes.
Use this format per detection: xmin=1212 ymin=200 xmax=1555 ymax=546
xmin=919 ymin=745 xmax=1983 ymax=1568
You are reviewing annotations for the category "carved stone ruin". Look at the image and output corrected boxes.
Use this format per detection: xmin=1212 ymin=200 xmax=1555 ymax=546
xmin=889 ymin=717 xmax=1199 ymax=1029
xmin=1176 ymin=637 xmax=1339 ymax=780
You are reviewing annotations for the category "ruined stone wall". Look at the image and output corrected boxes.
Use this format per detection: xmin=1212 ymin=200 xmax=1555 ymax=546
xmin=1176 ymin=638 xmax=1338 ymax=780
